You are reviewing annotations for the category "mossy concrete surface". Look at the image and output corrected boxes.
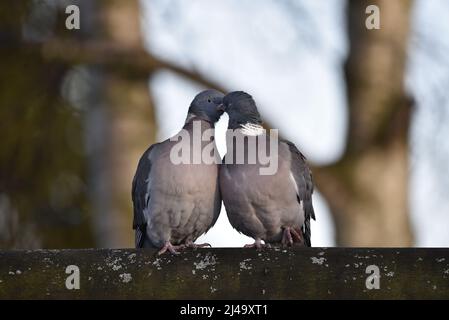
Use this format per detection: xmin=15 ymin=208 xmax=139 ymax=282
xmin=1 ymin=248 xmax=448 ymax=299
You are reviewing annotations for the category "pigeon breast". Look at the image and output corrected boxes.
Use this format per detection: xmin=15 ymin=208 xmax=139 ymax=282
xmin=220 ymin=132 xmax=305 ymax=243
xmin=133 ymin=119 xmax=221 ymax=248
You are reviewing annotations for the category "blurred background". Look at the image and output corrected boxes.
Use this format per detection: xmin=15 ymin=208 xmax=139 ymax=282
xmin=1 ymin=0 xmax=448 ymax=249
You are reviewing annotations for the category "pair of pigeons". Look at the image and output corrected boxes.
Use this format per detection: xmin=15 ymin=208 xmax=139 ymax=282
xmin=132 ymin=90 xmax=315 ymax=254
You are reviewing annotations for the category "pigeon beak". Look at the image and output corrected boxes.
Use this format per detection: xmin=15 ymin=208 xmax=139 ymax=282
xmin=217 ymin=103 xmax=225 ymax=112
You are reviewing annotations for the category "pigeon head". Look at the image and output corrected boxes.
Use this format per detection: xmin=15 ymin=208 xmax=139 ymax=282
xmin=221 ymin=91 xmax=263 ymax=130
xmin=187 ymin=89 xmax=225 ymax=124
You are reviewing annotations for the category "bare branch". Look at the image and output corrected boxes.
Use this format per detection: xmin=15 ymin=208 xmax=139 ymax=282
xmin=40 ymin=39 xmax=228 ymax=93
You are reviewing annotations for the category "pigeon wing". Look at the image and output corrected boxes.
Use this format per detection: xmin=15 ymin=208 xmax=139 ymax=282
xmin=132 ymin=143 xmax=159 ymax=248
xmin=282 ymin=139 xmax=315 ymax=247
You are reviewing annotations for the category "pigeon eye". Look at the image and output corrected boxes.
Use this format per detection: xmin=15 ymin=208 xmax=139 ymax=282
xmin=207 ymin=99 xmax=211 ymax=103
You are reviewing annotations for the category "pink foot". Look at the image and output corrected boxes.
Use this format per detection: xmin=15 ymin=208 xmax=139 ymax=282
xmin=158 ymin=242 xmax=185 ymax=255
xmin=291 ymin=228 xmax=303 ymax=243
xmin=282 ymin=227 xmax=303 ymax=247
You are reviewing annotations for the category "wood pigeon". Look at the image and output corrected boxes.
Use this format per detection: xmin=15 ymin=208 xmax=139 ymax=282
xmin=132 ymin=90 xmax=224 ymax=254
xmin=219 ymin=91 xmax=315 ymax=248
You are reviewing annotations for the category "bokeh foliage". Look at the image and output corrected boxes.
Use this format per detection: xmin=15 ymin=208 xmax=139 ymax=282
xmin=0 ymin=1 xmax=94 ymax=248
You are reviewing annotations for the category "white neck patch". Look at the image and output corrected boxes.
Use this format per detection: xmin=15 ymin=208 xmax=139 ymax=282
xmin=239 ymin=123 xmax=264 ymax=136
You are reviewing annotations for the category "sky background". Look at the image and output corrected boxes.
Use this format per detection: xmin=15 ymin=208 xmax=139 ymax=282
xmin=140 ymin=0 xmax=449 ymax=247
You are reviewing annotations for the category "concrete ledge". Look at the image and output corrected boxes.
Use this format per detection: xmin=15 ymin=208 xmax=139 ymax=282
xmin=1 ymin=248 xmax=448 ymax=299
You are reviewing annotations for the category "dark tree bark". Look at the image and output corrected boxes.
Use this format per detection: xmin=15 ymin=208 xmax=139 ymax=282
xmin=0 ymin=1 xmax=95 ymax=248
xmin=87 ymin=0 xmax=157 ymax=247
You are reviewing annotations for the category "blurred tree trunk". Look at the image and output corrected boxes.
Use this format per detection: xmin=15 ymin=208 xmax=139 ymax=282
xmin=314 ymin=0 xmax=414 ymax=246
xmin=91 ymin=0 xmax=156 ymax=247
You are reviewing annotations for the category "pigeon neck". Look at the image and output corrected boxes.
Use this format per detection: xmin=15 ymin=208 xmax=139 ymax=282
xmin=184 ymin=114 xmax=214 ymax=131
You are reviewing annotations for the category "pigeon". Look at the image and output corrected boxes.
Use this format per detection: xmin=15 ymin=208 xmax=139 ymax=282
xmin=132 ymin=89 xmax=224 ymax=254
xmin=219 ymin=91 xmax=315 ymax=248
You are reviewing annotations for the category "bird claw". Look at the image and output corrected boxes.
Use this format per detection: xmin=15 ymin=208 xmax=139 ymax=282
xmin=290 ymin=228 xmax=302 ymax=242
xmin=158 ymin=242 xmax=184 ymax=255
xmin=282 ymin=227 xmax=303 ymax=247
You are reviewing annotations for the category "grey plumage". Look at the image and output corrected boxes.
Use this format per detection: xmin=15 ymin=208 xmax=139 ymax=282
xmin=219 ymin=91 xmax=315 ymax=248
xmin=132 ymin=90 xmax=223 ymax=254
xmin=282 ymin=139 xmax=315 ymax=246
